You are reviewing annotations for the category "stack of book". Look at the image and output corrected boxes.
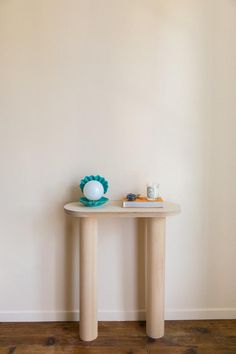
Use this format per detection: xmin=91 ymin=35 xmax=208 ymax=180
xmin=122 ymin=196 xmax=164 ymax=208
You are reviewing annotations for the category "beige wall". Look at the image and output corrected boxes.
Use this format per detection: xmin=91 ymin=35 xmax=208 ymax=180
xmin=0 ymin=0 xmax=235 ymax=321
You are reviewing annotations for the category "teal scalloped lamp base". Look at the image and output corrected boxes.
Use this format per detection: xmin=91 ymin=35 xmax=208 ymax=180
xmin=80 ymin=196 xmax=109 ymax=207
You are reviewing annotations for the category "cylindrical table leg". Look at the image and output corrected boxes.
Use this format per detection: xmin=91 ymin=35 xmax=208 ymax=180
xmin=80 ymin=217 xmax=97 ymax=341
xmin=146 ymin=217 xmax=166 ymax=338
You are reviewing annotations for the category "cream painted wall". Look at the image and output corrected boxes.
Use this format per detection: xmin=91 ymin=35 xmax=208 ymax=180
xmin=0 ymin=0 xmax=235 ymax=321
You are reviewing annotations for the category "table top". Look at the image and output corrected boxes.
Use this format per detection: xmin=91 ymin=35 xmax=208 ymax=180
xmin=64 ymin=201 xmax=180 ymax=218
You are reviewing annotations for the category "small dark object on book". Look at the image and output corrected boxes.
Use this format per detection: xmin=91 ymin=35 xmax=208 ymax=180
xmin=126 ymin=193 xmax=139 ymax=201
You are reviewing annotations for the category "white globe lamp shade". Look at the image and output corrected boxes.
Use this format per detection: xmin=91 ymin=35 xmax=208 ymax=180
xmin=83 ymin=180 xmax=104 ymax=201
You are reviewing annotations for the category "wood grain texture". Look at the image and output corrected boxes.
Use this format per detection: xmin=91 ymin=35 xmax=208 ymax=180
xmin=0 ymin=320 xmax=235 ymax=353
xmin=64 ymin=201 xmax=180 ymax=218
xmin=80 ymin=217 xmax=97 ymax=341
xmin=146 ymin=218 xmax=165 ymax=338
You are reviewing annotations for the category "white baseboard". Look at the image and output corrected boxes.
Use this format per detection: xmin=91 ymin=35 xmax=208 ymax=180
xmin=165 ymin=308 xmax=236 ymax=320
xmin=0 ymin=308 xmax=235 ymax=322
xmin=0 ymin=311 xmax=79 ymax=322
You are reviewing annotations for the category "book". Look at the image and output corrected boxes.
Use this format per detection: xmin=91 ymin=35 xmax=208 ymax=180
xmin=122 ymin=196 xmax=164 ymax=208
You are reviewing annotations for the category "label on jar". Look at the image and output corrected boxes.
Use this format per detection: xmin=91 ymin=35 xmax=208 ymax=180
xmin=147 ymin=184 xmax=159 ymax=200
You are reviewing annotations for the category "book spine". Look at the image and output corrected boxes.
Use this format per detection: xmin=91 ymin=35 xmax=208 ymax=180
xmin=123 ymin=202 xmax=164 ymax=208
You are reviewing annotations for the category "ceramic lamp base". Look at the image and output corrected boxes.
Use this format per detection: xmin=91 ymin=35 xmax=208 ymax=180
xmin=80 ymin=197 xmax=109 ymax=207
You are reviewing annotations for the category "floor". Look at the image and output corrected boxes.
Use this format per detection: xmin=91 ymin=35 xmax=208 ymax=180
xmin=0 ymin=320 xmax=235 ymax=354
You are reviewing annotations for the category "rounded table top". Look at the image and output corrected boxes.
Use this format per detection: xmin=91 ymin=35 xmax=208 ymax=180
xmin=64 ymin=200 xmax=180 ymax=218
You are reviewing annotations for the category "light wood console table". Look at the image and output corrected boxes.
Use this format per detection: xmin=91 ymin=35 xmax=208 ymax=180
xmin=64 ymin=201 xmax=180 ymax=341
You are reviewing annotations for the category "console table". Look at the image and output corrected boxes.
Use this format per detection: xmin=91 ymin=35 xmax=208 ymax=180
xmin=64 ymin=201 xmax=180 ymax=341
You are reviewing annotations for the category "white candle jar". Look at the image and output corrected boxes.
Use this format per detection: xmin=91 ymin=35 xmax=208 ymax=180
xmin=146 ymin=183 xmax=160 ymax=200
